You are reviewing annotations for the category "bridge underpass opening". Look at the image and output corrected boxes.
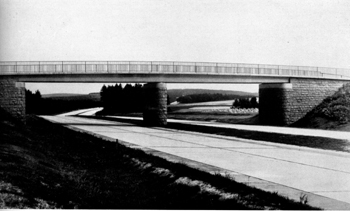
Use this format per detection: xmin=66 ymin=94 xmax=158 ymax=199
xmin=3 ymin=79 xmax=350 ymax=127
xmin=23 ymin=80 xmax=350 ymax=127
xmin=1 ymin=61 xmax=350 ymax=126
xmin=22 ymin=82 xmax=259 ymax=126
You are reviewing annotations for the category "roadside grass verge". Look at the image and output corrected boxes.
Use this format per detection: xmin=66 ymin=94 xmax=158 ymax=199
xmin=98 ymin=111 xmax=259 ymax=125
xmin=0 ymin=110 xmax=318 ymax=209
xmin=167 ymin=112 xmax=259 ymax=125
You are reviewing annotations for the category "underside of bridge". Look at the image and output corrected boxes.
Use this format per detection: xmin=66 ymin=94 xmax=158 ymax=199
xmin=0 ymin=77 xmax=348 ymax=126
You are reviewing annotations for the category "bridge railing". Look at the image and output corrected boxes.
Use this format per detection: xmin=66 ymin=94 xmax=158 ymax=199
xmin=0 ymin=61 xmax=349 ymax=79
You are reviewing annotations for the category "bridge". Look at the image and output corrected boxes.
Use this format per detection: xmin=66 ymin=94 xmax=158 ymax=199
xmin=1 ymin=61 xmax=350 ymax=125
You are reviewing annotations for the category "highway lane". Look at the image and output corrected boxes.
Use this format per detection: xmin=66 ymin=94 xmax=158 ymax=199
xmin=42 ymin=114 xmax=350 ymax=209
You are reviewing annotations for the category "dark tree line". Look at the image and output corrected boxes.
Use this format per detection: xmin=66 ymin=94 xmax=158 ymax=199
xmin=100 ymin=83 xmax=144 ymax=114
xmin=25 ymin=89 xmax=101 ymax=115
xmin=26 ymin=90 xmax=42 ymax=114
xmin=231 ymin=97 xmax=258 ymax=109
xmin=99 ymin=83 xmax=172 ymax=115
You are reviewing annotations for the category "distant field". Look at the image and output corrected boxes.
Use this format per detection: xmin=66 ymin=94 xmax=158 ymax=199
xmin=166 ymin=100 xmax=259 ymax=124
xmin=168 ymin=89 xmax=257 ymax=103
xmin=169 ymin=100 xmax=233 ymax=112
xmin=170 ymin=100 xmax=234 ymax=107
xmin=169 ymin=100 xmax=258 ymax=116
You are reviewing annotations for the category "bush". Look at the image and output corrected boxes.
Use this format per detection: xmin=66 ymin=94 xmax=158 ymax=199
xmin=231 ymin=97 xmax=258 ymax=109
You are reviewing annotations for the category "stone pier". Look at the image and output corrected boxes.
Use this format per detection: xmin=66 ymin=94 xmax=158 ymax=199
xmin=0 ymin=78 xmax=26 ymax=122
xmin=143 ymin=82 xmax=167 ymax=126
xmin=259 ymin=78 xmax=348 ymax=126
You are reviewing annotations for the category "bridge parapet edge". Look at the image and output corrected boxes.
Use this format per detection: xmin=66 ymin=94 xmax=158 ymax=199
xmin=0 ymin=61 xmax=349 ymax=80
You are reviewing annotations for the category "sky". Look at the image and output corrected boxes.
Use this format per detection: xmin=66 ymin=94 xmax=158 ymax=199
xmin=1 ymin=0 xmax=350 ymax=94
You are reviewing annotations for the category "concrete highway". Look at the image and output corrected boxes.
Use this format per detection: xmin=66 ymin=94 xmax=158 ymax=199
xmin=42 ymin=108 xmax=350 ymax=210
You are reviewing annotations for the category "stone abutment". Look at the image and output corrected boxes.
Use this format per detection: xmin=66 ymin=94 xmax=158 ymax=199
xmin=259 ymin=78 xmax=349 ymax=125
xmin=0 ymin=78 xmax=26 ymax=122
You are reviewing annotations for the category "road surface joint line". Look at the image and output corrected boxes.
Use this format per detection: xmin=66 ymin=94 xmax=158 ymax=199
xmin=169 ymin=119 xmax=350 ymax=140
xmin=311 ymin=190 xmax=350 ymax=193
xmin=81 ymin=117 xmax=350 ymax=174
xmin=99 ymin=120 xmax=350 ymax=174
xmin=112 ymin=132 xmax=350 ymax=210
xmin=219 ymin=147 xmax=350 ymax=174
xmin=52 ymin=116 xmax=350 ymax=174
xmin=98 ymin=115 xmax=350 ymax=157
xmin=119 ymin=115 xmax=350 ymax=142
xmin=146 ymin=146 xmax=210 ymax=148
xmin=41 ymin=115 xmax=350 ymax=210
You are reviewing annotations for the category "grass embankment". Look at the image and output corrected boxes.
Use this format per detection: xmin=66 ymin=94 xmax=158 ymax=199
xmin=0 ymin=110 xmax=317 ymax=209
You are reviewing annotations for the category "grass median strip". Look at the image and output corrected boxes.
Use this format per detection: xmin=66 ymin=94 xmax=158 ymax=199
xmin=88 ymin=115 xmax=350 ymax=153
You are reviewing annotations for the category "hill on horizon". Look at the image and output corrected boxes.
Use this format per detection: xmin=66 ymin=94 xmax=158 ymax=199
xmin=42 ymin=93 xmax=86 ymax=98
xmin=42 ymin=93 xmax=101 ymax=101
xmin=168 ymin=89 xmax=258 ymax=103
xmin=41 ymin=89 xmax=257 ymax=104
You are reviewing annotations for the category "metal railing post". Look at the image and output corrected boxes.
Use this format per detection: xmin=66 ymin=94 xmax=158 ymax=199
xmin=1 ymin=60 xmax=350 ymax=79
xmin=297 ymin=66 xmax=300 ymax=76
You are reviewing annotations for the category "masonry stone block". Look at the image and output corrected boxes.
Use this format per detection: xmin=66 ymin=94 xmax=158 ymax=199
xmin=0 ymin=78 xmax=26 ymax=122
xmin=143 ymin=82 xmax=167 ymax=126
xmin=259 ymin=78 xmax=348 ymax=126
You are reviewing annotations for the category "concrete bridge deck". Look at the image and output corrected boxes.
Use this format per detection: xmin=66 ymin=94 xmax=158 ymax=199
xmin=41 ymin=112 xmax=350 ymax=210
xmin=1 ymin=61 xmax=350 ymax=83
